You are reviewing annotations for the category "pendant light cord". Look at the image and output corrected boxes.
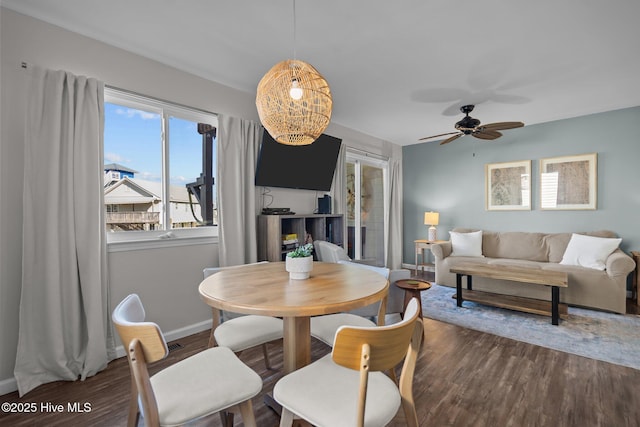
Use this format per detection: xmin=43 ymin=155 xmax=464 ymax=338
xmin=292 ymin=0 xmax=297 ymax=60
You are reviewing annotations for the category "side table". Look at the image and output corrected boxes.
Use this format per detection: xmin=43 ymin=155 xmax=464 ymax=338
xmin=395 ymin=278 xmax=432 ymax=319
xmin=414 ymin=239 xmax=447 ymax=276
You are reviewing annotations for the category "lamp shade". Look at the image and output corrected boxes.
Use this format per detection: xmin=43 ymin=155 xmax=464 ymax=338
xmin=256 ymin=59 xmax=332 ymax=146
xmin=424 ymin=212 xmax=439 ymax=226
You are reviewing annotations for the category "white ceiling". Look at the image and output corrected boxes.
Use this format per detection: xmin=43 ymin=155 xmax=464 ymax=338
xmin=3 ymin=0 xmax=640 ymax=146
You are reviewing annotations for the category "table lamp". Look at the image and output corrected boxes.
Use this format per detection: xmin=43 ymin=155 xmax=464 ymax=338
xmin=424 ymin=211 xmax=439 ymax=241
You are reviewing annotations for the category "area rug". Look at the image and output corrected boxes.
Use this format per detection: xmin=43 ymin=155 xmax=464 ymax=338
xmin=421 ymin=283 xmax=640 ymax=370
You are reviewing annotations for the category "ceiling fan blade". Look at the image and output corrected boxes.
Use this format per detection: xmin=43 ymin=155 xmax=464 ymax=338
xmin=472 ymin=129 xmax=502 ymax=140
xmin=418 ymin=131 xmax=460 ymax=141
xmin=440 ymin=133 xmax=463 ymax=145
xmin=480 ymin=121 xmax=525 ymax=131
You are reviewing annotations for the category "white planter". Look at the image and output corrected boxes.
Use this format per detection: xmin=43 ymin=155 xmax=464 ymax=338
xmin=285 ymin=256 xmax=313 ymax=280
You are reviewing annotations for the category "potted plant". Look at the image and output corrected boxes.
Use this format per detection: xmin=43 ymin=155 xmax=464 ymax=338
xmin=285 ymin=243 xmax=314 ymax=279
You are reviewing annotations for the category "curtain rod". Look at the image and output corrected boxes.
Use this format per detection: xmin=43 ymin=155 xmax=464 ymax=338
xmin=346 ymin=146 xmax=389 ymax=161
xmin=20 ymin=62 xmax=216 ymax=118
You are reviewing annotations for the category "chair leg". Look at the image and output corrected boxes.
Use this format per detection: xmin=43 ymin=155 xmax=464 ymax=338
xmin=219 ymin=410 xmax=234 ymax=427
xmin=208 ymin=329 xmax=216 ymax=348
xmin=279 ymin=408 xmax=295 ymax=427
xmin=238 ymin=400 xmax=257 ymax=427
xmin=127 ymin=375 xmax=140 ymax=427
xmin=401 ymin=399 xmax=419 ymax=427
xmin=208 ymin=307 xmax=221 ymax=348
xmin=388 ymin=366 xmax=398 ymax=384
xmin=262 ymin=343 xmax=272 ymax=370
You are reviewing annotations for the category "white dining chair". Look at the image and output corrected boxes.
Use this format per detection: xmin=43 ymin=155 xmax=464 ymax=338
xmin=112 ymin=293 xmax=262 ymax=427
xmin=203 ymin=262 xmax=284 ymax=369
xmin=310 ymin=262 xmax=391 ymax=346
xmin=274 ymin=298 xmax=423 ymax=427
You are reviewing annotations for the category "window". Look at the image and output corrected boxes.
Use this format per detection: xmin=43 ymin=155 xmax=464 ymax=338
xmin=104 ymin=88 xmax=217 ymax=238
xmin=346 ymin=152 xmax=389 ymax=266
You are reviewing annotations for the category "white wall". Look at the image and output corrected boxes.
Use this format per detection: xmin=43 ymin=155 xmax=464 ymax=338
xmin=108 ymin=243 xmax=218 ymax=337
xmin=0 ymin=8 xmax=402 ymax=393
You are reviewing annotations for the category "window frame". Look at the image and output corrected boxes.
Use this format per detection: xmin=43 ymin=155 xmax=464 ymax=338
xmin=104 ymin=87 xmax=218 ymax=250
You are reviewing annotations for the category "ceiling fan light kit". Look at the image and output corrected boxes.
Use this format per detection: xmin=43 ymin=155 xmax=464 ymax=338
xmin=419 ymin=104 xmax=524 ymax=145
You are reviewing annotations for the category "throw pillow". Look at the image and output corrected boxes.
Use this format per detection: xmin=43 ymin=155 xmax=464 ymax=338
xmin=560 ymin=233 xmax=622 ymax=270
xmin=450 ymin=230 xmax=484 ymax=257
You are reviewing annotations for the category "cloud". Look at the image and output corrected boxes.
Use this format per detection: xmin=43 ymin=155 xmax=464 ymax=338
xmin=171 ymin=175 xmax=189 ymax=184
xmin=105 ymin=152 xmax=129 ymax=163
xmin=115 ymin=108 xmax=159 ymax=120
xmin=138 ymin=171 xmax=161 ymax=182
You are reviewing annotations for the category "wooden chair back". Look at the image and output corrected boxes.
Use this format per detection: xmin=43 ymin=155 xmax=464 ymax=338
xmin=112 ymin=294 xmax=168 ymax=363
xmin=332 ymin=298 xmax=423 ymax=427
xmin=112 ymin=294 xmax=169 ymax=427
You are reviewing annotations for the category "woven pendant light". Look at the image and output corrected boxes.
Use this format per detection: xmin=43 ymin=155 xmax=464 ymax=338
xmin=255 ymin=0 xmax=332 ymax=145
xmin=256 ymin=59 xmax=332 ymax=145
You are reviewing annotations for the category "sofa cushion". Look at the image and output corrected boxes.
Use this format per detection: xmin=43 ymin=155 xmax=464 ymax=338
xmin=483 ymin=231 xmax=548 ymax=261
xmin=560 ymin=233 xmax=622 ymax=271
xmin=450 ymin=230 xmax=483 ymax=257
xmin=544 ymin=233 xmax=572 ymax=263
xmin=545 ymin=230 xmax=618 ymax=263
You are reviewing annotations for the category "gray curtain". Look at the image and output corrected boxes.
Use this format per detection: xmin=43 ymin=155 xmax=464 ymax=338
xmin=385 ymin=157 xmax=403 ymax=269
xmin=15 ymin=67 xmax=113 ymax=396
xmin=330 ymin=143 xmax=347 ymax=243
xmin=217 ymin=115 xmax=262 ymax=266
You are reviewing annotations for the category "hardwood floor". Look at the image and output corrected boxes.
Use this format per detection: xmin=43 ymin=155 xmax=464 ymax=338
xmin=2 ymin=314 xmax=639 ymax=427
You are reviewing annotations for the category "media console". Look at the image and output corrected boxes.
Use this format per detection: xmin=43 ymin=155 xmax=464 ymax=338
xmin=257 ymin=214 xmax=344 ymax=261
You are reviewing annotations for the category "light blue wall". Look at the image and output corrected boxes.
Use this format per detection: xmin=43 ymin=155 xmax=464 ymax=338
xmin=402 ymin=106 xmax=640 ymax=265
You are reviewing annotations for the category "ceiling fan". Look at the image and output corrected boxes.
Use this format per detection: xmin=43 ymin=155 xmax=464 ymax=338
xmin=419 ymin=105 xmax=524 ymax=145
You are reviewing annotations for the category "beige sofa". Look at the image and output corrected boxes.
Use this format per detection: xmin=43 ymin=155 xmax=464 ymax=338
xmin=431 ymin=229 xmax=636 ymax=314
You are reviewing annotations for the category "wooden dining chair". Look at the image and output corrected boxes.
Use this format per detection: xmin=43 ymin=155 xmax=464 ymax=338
xmin=203 ymin=263 xmax=283 ymax=369
xmin=112 ymin=294 xmax=262 ymax=427
xmin=274 ymin=298 xmax=423 ymax=427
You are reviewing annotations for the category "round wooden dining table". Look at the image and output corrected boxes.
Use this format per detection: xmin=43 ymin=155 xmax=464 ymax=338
xmin=198 ymin=261 xmax=389 ymax=373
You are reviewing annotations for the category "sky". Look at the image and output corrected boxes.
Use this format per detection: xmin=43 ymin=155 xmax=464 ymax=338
xmin=104 ymin=102 xmax=216 ymax=187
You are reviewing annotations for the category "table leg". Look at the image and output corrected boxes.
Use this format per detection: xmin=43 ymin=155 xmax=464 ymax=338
xmin=282 ymin=316 xmax=311 ymax=374
xmin=456 ymin=273 xmax=463 ymax=307
xmin=551 ymin=286 xmax=559 ymax=326
xmin=404 ymin=289 xmax=424 ymax=319
xmin=467 ymin=274 xmax=473 ymax=291
xmin=265 ymin=316 xmax=312 ymax=416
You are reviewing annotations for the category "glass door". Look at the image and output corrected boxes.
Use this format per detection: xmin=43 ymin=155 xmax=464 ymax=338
xmin=346 ymin=153 xmax=388 ymax=266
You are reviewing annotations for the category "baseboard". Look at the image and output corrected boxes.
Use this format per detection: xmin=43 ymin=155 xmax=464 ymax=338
xmin=402 ymin=262 xmax=435 ymax=273
xmin=0 ymin=377 xmax=18 ymax=396
xmin=402 ymin=262 xmax=420 ymax=271
xmin=0 ymin=319 xmax=213 ymax=397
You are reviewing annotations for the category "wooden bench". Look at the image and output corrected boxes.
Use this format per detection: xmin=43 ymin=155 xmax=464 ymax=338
xmin=449 ymin=263 xmax=569 ymax=325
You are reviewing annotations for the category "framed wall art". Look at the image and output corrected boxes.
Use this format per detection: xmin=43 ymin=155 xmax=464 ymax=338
xmin=485 ymin=160 xmax=531 ymax=211
xmin=539 ymin=153 xmax=597 ymax=210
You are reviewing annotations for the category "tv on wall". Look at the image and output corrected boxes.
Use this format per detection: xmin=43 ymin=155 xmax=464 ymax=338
xmin=255 ymin=130 xmax=342 ymax=191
